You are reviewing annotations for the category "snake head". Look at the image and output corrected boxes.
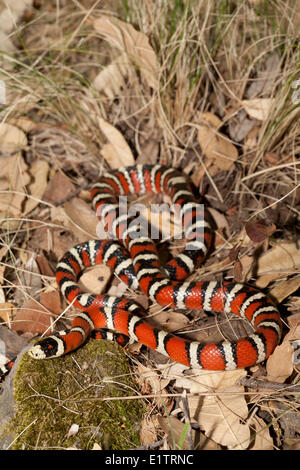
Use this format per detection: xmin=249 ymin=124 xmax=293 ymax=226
xmin=28 ymin=335 xmax=65 ymax=359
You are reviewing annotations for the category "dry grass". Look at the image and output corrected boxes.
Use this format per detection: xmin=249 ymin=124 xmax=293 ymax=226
xmin=2 ymin=0 xmax=298 ymax=216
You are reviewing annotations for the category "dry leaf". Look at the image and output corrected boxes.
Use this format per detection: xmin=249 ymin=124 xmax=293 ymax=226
xmin=21 ymin=256 xmax=43 ymax=298
xmin=53 ymin=198 xmax=98 ymax=241
xmin=208 ymin=208 xmax=230 ymax=236
xmin=256 ymin=241 xmax=300 ymax=288
xmin=0 ymin=154 xmax=30 ymax=223
xmin=233 ymin=259 xmax=244 ymax=282
xmin=140 ymin=416 xmax=158 ymax=447
xmin=79 ymin=265 xmax=112 ymax=294
xmin=208 ymin=207 xmax=230 ymax=248
xmin=36 ymin=253 xmax=55 ymax=277
xmin=176 ymin=369 xmax=250 ymax=449
xmin=93 ymin=16 xmax=159 ymax=90
xmin=149 ymin=308 xmax=189 ymax=332
xmin=228 ymin=109 xmax=256 ymax=142
xmin=9 ymin=117 xmax=36 ymax=133
xmin=136 ymin=363 xmax=171 ymax=395
xmin=24 ymin=160 xmax=49 ymax=214
xmin=92 ymin=443 xmax=102 ymax=450
xmin=99 ymin=118 xmax=134 ymax=168
xmin=107 ymin=279 xmax=128 ymax=297
xmin=270 ymin=276 xmax=300 ymax=303
xmin=266 ymin=341 xmax=294 ymax=383
xmin=11 ymin=298 xmax=53 ymax=335
xmin=245 ymin=220 xmax=276 ymax=243
xmin=93 ymin=53 xmax=129 ymax=99
xmin=157 ymin=415 xmax=220 ymax=450
xmin=40 ymin=291 xmax=62 ymax=316
xmin=287 ymin=313 xmax=300 ymax=330
xmin=12 ymin=288 xmax=61 ymax=336
xmin=245 ymin=54 xmax=280 ymax=99
xmin=264 ymin=152 xmax=281 ymax=165
xmin=0 ymin=123 xmax=30 ymax=225
xmin=43 ymin=171 xmax=76 ymax=205
xmin=197 ymin=112 xmax=238 ymax=173
xmin=286 ymin=313 xmax=300 ymax=336
xmin=249 ymin=416 xmax=274 ymax=450
xmin=0 ymin=122 xmax=27 ymax=154
xmin=0 ymin=302 xmax=15 ymax=323
xmin=242 ymin=98 xmax=274 ymax=121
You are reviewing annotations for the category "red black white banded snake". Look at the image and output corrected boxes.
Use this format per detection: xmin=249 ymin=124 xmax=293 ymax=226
xmin=1 ymin=165 xmax=282 ymax=375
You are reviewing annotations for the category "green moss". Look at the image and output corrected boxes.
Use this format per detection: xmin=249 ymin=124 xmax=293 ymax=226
xmin=9 ymin=340 xmax=144 ymax=450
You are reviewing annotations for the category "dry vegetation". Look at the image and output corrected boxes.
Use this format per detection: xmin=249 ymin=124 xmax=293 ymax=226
xmin=0 ymin=0 xmax=300 ymax=451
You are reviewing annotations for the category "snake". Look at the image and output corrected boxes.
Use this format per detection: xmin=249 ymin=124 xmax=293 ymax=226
xmin=18 ymin=165 xmax=282 ymax=370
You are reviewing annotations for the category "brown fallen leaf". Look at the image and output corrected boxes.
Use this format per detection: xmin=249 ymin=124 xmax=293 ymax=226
xmin=9 ymin=117 xmax=37 ymax=133
xmin=93 ymin=52 xmax=130 ymax=99
xmin=264 ymin=152 xmax=281 ymax=165
xmin=245 ymin=220 xmax=276 ymax=243
xmin=286 ymin=313 xmax=300 ymax=334
xmin=137 ymin=204 xmax=182 ymax=242
xmin=136 ymin=363 xmax=171 ymax=395
xmin=0 ymin=324 xmax=29 ymax=361
xmin=20 ymin=255 xmax=43 ymax=299
xmin=93 ymin=16 xmax=159 ymax=90
xmin=178 ymin=369 xmax=250 ymax=450
xmin=266 ymin=341 xmax=294 ymax=383
xmin=79 ymin=265 xmax=112 ymax=295
xmin=24 ymin=160 xmax=49 ymax=215
xmin=208 ymin=207 xmax=231 ymax=250
xmin=256 ymin=241 xmax=300 ymax=288
xmin=242 ymin=98 xmax=274 ymax=121
xmin=40 ymin=291 xmax=62 ymax=316
xmin=43 ymin=171 xmax=76 ymax=205
xmin=197 ymin=112 xmax=238 ymax=174
xmin=99 ymin=118 xmax=135 ymax=168
xmin=140 ymin=416 xmax=159 ymax=447
xmin=91 ymin=443 xmax=102 ymax=450
xmin=0 ymin=122 xmax=27 ymax=155
xmin=149 ymin=305 xmax=189 ymax=332
xmin=244 ymin=122 xmax=261 ymax=150
xmin=136 ymin=133 xmax=161 ymax=166
xmin=35 ymin=253 xmax=55 ymax=277
xmin=270 ymin=276 xmax=300 ymax=303
xmin=0 ymin=302 xmax=15 ymax=324
xmin=228 ymin=109 xmax=257 ymax=142
xmin=233 ymin=259 xmax=244 ymax=282
xmin=249 ymin=416 xmax=274 ymax=450
xmin=11 ymin=298 xmax=54 ymax=335
xmin=0 ymin=154 xmax=30 ymax=225
xmin=157 ymin=415 xmax=220 ymax=450
xmin=29 ymin=222 xmax=77 ymax=262
xmin=245 ymin=53 xmax=281 ymax=99
xmin=51 ymin=198 xmax=98 ymax=242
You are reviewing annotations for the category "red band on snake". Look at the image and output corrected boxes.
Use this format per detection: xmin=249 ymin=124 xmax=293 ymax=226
xmin=28 ymin=165 xmax=282 ymax=370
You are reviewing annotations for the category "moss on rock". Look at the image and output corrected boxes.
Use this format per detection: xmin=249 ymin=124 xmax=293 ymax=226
xmin=9 ymin=340 xmax=144 ymax=450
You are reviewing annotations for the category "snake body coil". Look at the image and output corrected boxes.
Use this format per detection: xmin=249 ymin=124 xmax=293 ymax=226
xmin=28 ymin=165 xmax=282 ymax=370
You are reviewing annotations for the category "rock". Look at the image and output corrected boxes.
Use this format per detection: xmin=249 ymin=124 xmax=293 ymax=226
xmin=0 ymin=340 xmax=143 ymax=450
